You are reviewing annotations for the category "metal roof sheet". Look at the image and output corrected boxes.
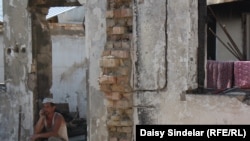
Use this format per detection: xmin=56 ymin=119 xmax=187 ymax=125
xmin=46 ymin=7 xmax=76 ymax=19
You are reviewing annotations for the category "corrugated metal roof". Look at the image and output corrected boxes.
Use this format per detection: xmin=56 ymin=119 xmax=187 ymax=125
xmin=46 ymin=7 xmax=76 ymax=19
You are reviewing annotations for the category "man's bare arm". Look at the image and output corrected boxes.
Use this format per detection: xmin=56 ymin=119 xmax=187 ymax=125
xmin=34 ymin=110 xmax=46 ymax=134
xmin=32 ymin=114 xmax=63 ymax=139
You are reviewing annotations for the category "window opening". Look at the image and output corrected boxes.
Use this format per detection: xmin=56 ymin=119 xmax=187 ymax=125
xmin=203 ymin=1 xmax=250 ymax=95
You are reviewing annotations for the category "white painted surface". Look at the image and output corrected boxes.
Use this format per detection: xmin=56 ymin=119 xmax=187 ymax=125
xmin=50 ymin=35 xmax=87 ymax=118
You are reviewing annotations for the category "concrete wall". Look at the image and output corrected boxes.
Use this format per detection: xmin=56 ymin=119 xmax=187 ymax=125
xmin=85 ymin=0 xmax=108 ymax=140
xmin=0 ymin=30 xmax=87 ymax=118
xmin=133 ymin=0 xmax=250 ymax=128
xmin=1 ymin=0 xmax=33 ymax=141
xmin=0 ymin=33 xmax=4 ymax=82
xmin=50 ymin=35 xmax=87 ymax=118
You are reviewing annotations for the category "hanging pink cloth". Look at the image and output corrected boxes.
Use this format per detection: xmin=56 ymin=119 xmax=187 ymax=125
xmin=234 ymin=61 xmax=250 ymax=89
xmin=207 ymin=60 xmax=234 ymax=90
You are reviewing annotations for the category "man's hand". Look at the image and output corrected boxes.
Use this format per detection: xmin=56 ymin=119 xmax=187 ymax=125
xmin=39 ymin=109 xmax=45 ymax=117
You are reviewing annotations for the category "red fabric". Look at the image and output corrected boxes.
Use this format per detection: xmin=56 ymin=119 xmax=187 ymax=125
xmin=206 ymin=60 xmax=234 ymax=89
xmin=217 ymin=61 xmax=234 ymax=89
xmin=234 ymin=61 xmax=250 ymax=89
xmin=207 ymin=60 xmax=218 ymax=89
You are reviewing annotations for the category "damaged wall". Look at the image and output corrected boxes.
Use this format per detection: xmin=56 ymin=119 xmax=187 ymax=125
xmin=50 ymin=34 xmax=87 ymax=118
xmin=86 ymin=0 xmax=108 ymax=141
xmin=1 ymin=0 xmax=33 ymax=140
xmin=133 ymin=0 xmax=250 ymax=128
xmin=0 ymin=32 xmax=4 ymax=82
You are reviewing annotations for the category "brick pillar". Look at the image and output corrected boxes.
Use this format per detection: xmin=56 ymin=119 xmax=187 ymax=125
xmin=99 ymin=0 xmax=133 ymax=141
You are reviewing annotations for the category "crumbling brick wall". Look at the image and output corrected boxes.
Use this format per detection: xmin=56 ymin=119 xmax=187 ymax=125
xmin=99 ymin=0 xmax=133 ymax=141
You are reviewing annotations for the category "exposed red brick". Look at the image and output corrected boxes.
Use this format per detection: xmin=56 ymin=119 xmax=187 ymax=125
xmin=122 ymin=43 xmax=131 ymax=49
xmin=111 ymin=92 xmax=122 ymax=100
xmin=106 ymin=10 xmax=114 ymax=18
xmin=105 ymin=92 xmax=122 ymax=100
xmin=117 ymin=19 xmax=127 ymax=26
xmin=116 ymin=76 xmax=129 ymax=85
xmin=102 ymin=50 xmax=111 ymax=56
xmin=107 ymin=27 xmax=113 ymax=35
xmin=121 ymin=9 xmax=133 ymax=18
xmin=122 ymin=34 xmax=133 ymax=40
xmin=100 ymin=57 xmax=120 ymax=68
xmin=110 ymin=137 xmax=118 ymax=141
xmin=107 ymin=19 xmax=116 ymax=27
xmin=113 ymin=26 xmax=127 ymax=34
xmin=114 ymin=9 xmax=121 ymax=18
xmin=106 ymin=41 xmax=114 ymax=49
xmin=105 ymin=99 xmax=115 ymax=107
xmin=100 ymin=84 xmax=112 ymax=92
xmin=113 ymin=41 xmax=122 ymax=48
xmin=117 ymin=126 xmax=133 ymax=132
xmin=120 ymin=138 xmax=130 ymax=141
xmin=114 ymin=99 xmax=131 ymax=109
xmin=111 ymin=50 xmax=130 ymax=59
xmin=99 ymin=75 xmax=117 ymax=84
xmin=127 ymin=18 xmax=132 ymax=26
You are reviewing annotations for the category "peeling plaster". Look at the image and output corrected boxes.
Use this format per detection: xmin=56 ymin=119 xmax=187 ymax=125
xmin=9 ymin=0 xmax=16 ymax=7
xmin=60 ymin=60 xmax=87 ymax=82
xmin=3 ymin=15 xmax=11 ymax=40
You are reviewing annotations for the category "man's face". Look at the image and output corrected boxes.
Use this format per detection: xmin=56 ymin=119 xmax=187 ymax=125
xmin=42 ymin=103 xmax=55 ymax=115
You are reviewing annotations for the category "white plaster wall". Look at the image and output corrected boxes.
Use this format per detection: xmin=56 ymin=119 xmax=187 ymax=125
xmin=133 ymin=0 xmax=250 ymax=128
xmin=50 ymin=35 xmax=87 ymax=118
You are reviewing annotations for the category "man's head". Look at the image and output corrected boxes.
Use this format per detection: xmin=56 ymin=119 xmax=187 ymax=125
xmin=42 ymin=98 xmax=56 ymax=116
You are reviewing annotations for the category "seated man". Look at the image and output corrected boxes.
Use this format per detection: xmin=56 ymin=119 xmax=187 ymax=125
xmin=30 ymin=98 xmax=69 ymax=141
